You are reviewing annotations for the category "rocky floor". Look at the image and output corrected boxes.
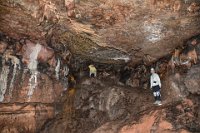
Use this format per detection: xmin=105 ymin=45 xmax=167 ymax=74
xmin=40 ymin=68 xmax=200 ymax=133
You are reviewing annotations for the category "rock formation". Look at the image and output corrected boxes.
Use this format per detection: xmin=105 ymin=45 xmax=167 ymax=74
xmin=0 ymin=0 xmax=200 ymax=132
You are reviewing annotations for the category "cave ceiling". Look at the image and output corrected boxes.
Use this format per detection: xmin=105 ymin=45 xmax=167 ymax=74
xmin=0 ymin=0 xmax=200 ymax=65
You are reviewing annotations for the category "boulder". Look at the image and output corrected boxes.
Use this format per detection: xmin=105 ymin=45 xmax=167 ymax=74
xmin=99 ymin=87 xmax=126 ymax=120
xmin=163 ymin=73 xmax=186 ymax=99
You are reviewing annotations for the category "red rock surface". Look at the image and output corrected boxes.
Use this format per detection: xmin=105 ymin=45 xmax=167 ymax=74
xmin=0 ymin=103 xmax=55 ymax=133
xmin=119 ymin=110 xmax=174 ymax=133
xmin=0 ymin=0 xmax=200 ymax=133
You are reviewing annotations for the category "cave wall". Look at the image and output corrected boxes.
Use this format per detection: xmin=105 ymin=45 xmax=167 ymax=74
xmin=0 ymin=0 xmax=200 ymax=132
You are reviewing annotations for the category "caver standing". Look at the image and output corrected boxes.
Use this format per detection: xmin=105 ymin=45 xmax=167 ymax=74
xmin=150 ymin=68 xmax=162 ymax=106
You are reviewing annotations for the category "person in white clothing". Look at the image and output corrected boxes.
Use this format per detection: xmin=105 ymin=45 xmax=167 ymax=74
xmin=150 ymin=68 xmax=162 ymax=105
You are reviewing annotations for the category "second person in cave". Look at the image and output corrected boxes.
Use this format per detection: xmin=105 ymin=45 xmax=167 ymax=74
xmin=150 ymin=68 xmax=162 ymax=106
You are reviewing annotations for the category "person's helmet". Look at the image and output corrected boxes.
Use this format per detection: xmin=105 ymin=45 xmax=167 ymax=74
xmin=151 ymin=68 xmax=155 ymax=71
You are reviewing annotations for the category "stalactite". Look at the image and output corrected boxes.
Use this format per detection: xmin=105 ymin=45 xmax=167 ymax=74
xmin=27 ymin=43 xmax=42 ymax=101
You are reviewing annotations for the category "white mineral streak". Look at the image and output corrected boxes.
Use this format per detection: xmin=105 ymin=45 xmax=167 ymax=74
xmin=27 ymin=43 xmax=41 ymax=101
xmin=143 ymin=19 xmax=165 ymax=43
xmin=55 ymin=58 xmax=61 ymax=80
xmin=0 ymin=61 xmax=10 ymax=102
xmin=112 ymin=57 xmax=130 ymax=63
xmin=64 ymin=65 xmax=69 ymax=77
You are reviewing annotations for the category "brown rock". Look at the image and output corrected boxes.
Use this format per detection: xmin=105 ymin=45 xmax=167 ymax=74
xmin=183 ymin=99 xmax=194 ymax=107
xmin=173 ymin=0 xmax=181 ymax=12
xmin=127 ymin=78 xmax=140 ymax=88
xmin=65 ymin=0 xmax=75 ymax=10
xmin=0 ymin=41 xmax=8 ymax=54
xmin=1 ymin=127 xmax=19 ymax=133
xmin=48 ymin=56 xmax=57 ymax=67
xmin=184 ymin=65 xmax=200 ymax=94
xmin=185 ymin=112 xmax=194 ymax=118
xmin=187 ymin=2 xmax=200 ymax=13
xmin=15 ymin=42 xmax=23 ymax=55
xmin=165 ymin=75 xmax=184 ymax=98
xmin=0 ymin=103 xmax=55 ymax=132
xmin=38 ymin=45 xmax=55 ymax=63
xmin=176 ymin=105 xmax=184 ymax=112
xmin=67 ymin=10 xmax=75 ymax=17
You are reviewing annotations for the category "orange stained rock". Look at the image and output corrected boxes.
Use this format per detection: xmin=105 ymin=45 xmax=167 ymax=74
xmin=187 ymin=48 xmax=197 ymax=64
xmin=68 ymin=88 xmax=76 ymax=96
xmin=157 ymin=120 xmax=173 ymax=132
xmin=179 ymin=129 xmax=191 ymax=133
xmin=119 ymin=111 xmax=158 ymax=133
